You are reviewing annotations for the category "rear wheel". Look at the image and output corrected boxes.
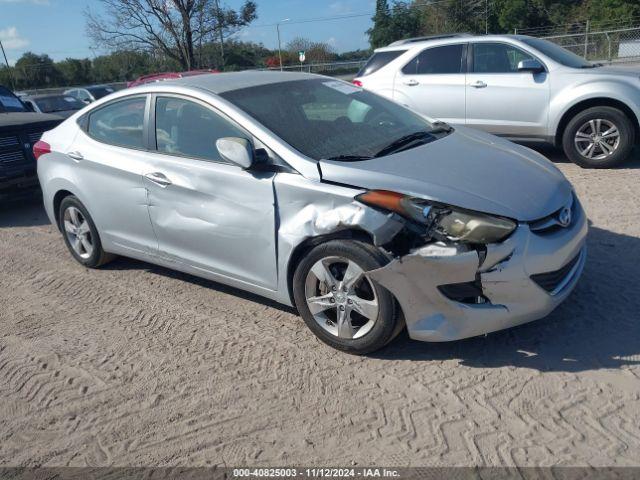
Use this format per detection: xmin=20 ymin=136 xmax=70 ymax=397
xmin=58 ymin=196 xmax=115 ymax=268
xmin=293 ymin=240 xmax=400 ymax=354
xmin=562 ymin=106 xmax=635 ymax=168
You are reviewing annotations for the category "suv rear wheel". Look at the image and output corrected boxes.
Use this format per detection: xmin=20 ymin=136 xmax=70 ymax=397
xmin=562 ymin=106 xmax=635 ymax=168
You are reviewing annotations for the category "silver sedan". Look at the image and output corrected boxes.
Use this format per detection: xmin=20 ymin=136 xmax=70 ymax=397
xmin=35 ymin=72 xmax=587 ymax=354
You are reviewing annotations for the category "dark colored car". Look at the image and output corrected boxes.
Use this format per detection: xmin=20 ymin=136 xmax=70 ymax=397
xmin=0 ymin=85 xmax=62 ymax=195
xmin=22 ymin=94 xmax=86 ymax=118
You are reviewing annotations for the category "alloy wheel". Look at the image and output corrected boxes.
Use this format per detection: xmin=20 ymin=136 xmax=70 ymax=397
xmin=304 ymin=256 xmax=379 ymax=339
xmin=63 ymin=206 xmax=94 ymax=259
xmin=574 ymin=119 xmax=620 ymax=161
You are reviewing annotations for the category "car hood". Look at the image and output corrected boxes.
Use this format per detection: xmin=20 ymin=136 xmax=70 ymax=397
xmin=0 ymin=112 xmax=63 ymax=133
xmin=318 ymin=126 xmax=572 ymax=221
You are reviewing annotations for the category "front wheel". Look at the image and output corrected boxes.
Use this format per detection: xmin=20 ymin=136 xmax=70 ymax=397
xmin=292 ymin=240 xmax=400 ymax=355
xmin=562 ymin=106 xmax=635 ymax=168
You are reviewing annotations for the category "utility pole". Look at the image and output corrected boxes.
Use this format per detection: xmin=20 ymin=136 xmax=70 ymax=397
xmin=276 ymin=19 xmax=290 ymax=72
xmin=213 ymin=0 xmax=225 ymax=69
xmin=584 ymin=20 xmax=590 ymax=59
xmin=0 ymin=38 xmax=16 ymax=90
xmin=485 ymin=0 xmax=488 ymax=34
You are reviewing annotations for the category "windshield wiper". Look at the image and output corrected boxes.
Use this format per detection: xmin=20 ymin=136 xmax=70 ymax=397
xmin=324 ymin=154 xmax=373 ymax=162
xmin=374 ymin=131 xmax=434 ymax=158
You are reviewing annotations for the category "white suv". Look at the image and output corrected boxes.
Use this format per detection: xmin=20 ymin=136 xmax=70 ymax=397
xmin=354 ymin=34 xmax=640 ymax=168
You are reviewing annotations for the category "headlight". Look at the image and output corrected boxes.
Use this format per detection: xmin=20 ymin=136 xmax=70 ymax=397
xmin=356 ymin=190 xmax=516 ymax=244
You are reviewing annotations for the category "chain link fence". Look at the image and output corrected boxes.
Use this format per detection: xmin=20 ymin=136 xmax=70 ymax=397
xmin=532 ymin=26 xmax=640 ymax=64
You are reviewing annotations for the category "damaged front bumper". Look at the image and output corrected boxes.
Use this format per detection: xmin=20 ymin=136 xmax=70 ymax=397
xmin=367 ymin=200 xmax=588 ymax=342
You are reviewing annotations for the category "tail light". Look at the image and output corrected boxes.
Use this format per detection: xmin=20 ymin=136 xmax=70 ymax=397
xmin=352 ymin=79 xmax=363 ymax=87
xmin=33 ymin=140 xmax=51 ymax=160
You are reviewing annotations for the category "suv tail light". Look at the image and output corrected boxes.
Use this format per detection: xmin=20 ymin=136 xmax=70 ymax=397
xmin=33 ymin=140 xmax=51 ymax=160
xmin=352 ymin=79 xmax=363 ymax=87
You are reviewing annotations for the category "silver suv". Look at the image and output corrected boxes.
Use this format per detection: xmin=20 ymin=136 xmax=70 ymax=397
xmin=354 ymin=34 xmax=640 ymax=168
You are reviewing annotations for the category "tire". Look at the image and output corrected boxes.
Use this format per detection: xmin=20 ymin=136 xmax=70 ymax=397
xmin=58 ymin=195 xmax=115 ymax=268
xmin=562 ymin=106 xmax=635 ymax=168
xmin=292 ymin=240 xmax=400 ymax=354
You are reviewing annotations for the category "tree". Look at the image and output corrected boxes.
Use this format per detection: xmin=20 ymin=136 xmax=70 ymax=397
xmin=56 ymin=58 xmax=93 ymax=86
xmin=368 ymin=1 xmax=421 ymax=48
xmin=286 ymin=37 xmax=336 ymax=65
xmin=368 ymin=0 xmax=393 ymax=48
xmin=13 ymin=52 xmax=62 ymax=89
xmin=85 ymin=0 xmax=257 ymax=71
xmin=91 ymin=50 xmax=162 ymax=82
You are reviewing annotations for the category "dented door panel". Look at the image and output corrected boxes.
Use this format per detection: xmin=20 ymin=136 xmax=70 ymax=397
xmin=145 ymin=155 xmax=278 ymax=289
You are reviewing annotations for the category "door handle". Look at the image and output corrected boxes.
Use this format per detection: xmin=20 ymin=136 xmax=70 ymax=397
xmin=403 ymin=79 xmax=419 ymax=86
xmin=67 ymin=151 xmax=83 ymax=161
xmin=470 ymin=80 xmax=487 ymax=88
xmin=144 ymin=172 xmax=172 ymax=187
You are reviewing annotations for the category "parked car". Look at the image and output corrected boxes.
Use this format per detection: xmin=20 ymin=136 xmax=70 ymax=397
xmin=127 ymin=69 xmax=218 ymax=88
xmin=0 ymin=85 xmax=62 ymax=195
xmin=354 ymin=34 xmax=640 ymax=168
xmin=64 ymin=85 xmax=116 ymax=105
xmin=22 ymin=94 xmax=86 ymax=118
xmin=36 ymin=72 xmax=586 ymax=354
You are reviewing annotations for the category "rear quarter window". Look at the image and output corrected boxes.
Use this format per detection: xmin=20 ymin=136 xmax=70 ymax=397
xmin=357 ymin=50 xmax=407 ymax=77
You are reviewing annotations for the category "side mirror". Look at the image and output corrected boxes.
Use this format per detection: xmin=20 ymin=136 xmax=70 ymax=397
xmin=81 ymin=99 xmax=91 ymax=105
xmin=23 ymin=102 xmax=35 ymax=112
xmin=517 ymin=59 xmax=544 ymax=73
xmin=216 ymin=137 xmax=254 ymax=169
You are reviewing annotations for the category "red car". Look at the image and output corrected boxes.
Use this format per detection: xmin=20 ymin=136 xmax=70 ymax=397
xmin=127 ymin=69 xmax=218 ymax=88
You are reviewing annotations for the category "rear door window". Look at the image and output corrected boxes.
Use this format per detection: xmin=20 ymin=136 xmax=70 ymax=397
xmin=357 ymin=50 xmax=407 ymax=77
xmin=402 ymin=44 xmax=466 ymax=75
xmin=87 ymin=96 xmax=146 ymax=149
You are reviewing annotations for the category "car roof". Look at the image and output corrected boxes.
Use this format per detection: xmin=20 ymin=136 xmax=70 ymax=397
xmin=67 ymin=85 xmax=110 ymax=91
xmin=376 ymin=34 xmax=531 ymax=52
xmin=153 ymin=70 xmax=321 ymax=95
xmin=25 ymin=93 xmax=73 ymax=100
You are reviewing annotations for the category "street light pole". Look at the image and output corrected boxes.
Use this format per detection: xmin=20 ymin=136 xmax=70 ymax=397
xmin=485 ymin=0 xmax=488 ymax=34
xmin=0 ymin=38 xmax=16 ymax=90
xmin=276 ymin=18 xmax=290 ymax=71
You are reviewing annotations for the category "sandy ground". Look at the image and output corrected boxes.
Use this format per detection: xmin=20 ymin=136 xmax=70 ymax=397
xmin=1 ymin=148 xmax=639 ymax=468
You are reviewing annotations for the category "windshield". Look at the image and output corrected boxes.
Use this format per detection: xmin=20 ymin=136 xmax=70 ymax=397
xmin=0 ymin=86 xmax=28 ymax=113
xmin=34 ymin=95 xmax=85 ymax=113
xmin=221 ymin=79 xmax=441 ymax=160
xmin=520 ymin=37 xmax=593 ymax=68
xmin=87 ymin=86 xmax=115 ymax=99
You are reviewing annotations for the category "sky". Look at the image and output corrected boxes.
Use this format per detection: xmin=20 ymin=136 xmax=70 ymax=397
xmin=0 ymin=0 xmax=376 ymax=65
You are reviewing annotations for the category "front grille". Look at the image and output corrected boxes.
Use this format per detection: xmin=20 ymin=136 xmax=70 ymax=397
xmin=529 ymin=194 xmax=576 ymax=234
xmin=0 ymin=136 xmax=20 ymax=149
xmin=27 ymin=131 xmax=43 ymax=143
xmin=531 ymin=253 xmax=581 ymax=293
xmin=0 ymin=151 xmax=26 ymax=165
